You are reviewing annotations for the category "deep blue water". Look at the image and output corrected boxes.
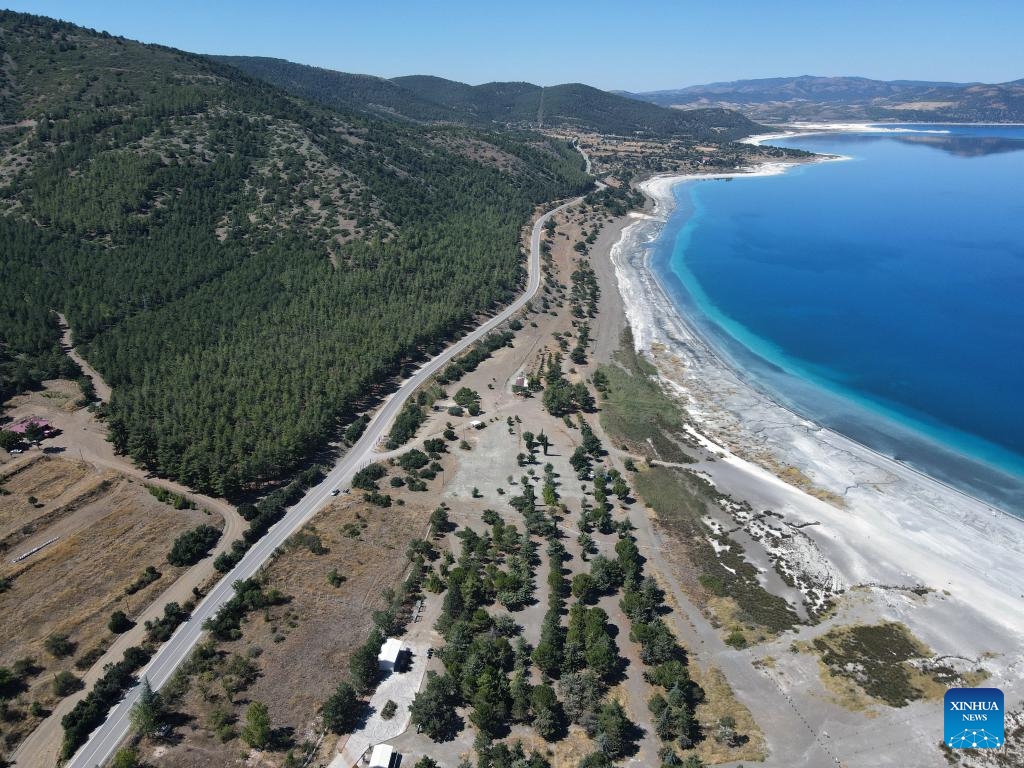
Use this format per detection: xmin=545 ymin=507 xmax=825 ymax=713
xmin=651 ymin=124 xmax=1024 ymax=513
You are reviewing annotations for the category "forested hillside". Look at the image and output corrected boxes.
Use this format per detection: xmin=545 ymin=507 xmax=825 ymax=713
xmin=0 ymin=11 xmax=589 ymax=495
xmin=218 ymin=56 xmax=765 ymax=140
xmin=214 ymin=56 xmax=456 ymax=123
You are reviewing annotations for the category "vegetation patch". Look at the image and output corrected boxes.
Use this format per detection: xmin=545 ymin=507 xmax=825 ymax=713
xmin=634 ymin=466 xmax=800 ymax=634
xmin=0 ymin=12 xmax=591 ymax=496
xmin=596 ymin=330 xmax=695 ymax=464
xmin=166 ymin=523 xmax=221 ymax=566
xmin=809 ymin=622 xmax=987 ymax=709
xmin=689 ymin=665 xmax=767 ymax=764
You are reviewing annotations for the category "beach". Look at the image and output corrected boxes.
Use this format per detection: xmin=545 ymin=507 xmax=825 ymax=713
xmin=597 ymin=154 xmax=1024 ymax=763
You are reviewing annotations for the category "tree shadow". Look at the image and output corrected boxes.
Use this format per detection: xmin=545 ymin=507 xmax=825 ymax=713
xmin=269 ymin=725 xmax=295 ymax=751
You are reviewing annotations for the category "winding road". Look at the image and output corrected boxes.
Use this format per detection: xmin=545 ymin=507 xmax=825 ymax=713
xmin=60 ymin=186 xmax=587 ymax=768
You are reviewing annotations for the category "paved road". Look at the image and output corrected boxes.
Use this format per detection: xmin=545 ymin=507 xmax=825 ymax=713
xmin=63 ymin=189 xmax=586 ymax=768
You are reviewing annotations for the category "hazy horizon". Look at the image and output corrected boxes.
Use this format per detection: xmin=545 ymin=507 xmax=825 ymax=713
xmin=4 ymin=0 xmax=1023 ymax=92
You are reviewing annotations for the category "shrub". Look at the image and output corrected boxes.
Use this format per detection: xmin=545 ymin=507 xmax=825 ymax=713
xmin=110 ymin=748 xmax=141 ymax=768
xmin=108 ymin=611 xmax=134 ymax=634
xmin=409 ymin=672 xmax=460 ymax=741
xmin=322 ymin=682 xmax=363 ymax=734
xmin=166 ymin=524 xmax=221 ymax=566
xmin=397 ymin=449 xmax=429 ymax=472
xmin=125 ymin=565 xmax=161 ymax=595
xmin=60 ymin=645 xmax=152 ymax=759
xmin=386 ymin=402 xmax=426 ymax=449
xmin=352 ymin=463 xmax=387 ymax=491
xmin=240 ymin=701 xmax=271 ymax=749
xmin=0 ymin=667 xmax=26 ymax=699
xmin=363 ymin=491 xmax=392 ymax=507
xmin=725 ymin=629 xmax=747 ymax=649
xmin=45 ymin=633 xmax=76 ymax=658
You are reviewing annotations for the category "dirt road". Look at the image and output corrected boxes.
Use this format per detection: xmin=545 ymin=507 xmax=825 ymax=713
xmin=56 ymin=313 xmax=112 ymax=404
xmin=9 ymin=333 xmax=245 ymax=768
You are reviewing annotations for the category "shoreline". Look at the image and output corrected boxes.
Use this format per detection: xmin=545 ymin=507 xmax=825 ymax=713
xmin=741 ymin=121 xmax=956 ymax=146
xmin=603 ymin=158 xmax=1024 ymax=642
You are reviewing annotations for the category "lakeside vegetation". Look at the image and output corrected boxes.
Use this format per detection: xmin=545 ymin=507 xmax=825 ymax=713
xmin=596 ymin=331 xmax=801 ymax=637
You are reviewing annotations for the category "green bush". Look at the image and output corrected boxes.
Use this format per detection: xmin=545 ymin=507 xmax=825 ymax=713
xmin=166 ymin=524 xmax=221 ymax=566
xmin=45 ymin=633 xmax=76 ymax=658
xmin=108 ymin=610 xmax=134 ymax=634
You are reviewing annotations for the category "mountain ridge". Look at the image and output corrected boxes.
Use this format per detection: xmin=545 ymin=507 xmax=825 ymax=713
xmin=214 ymin=55 xmax=766 ymax=140
xmin=625 ymin=75 xmax=1024 ymax=123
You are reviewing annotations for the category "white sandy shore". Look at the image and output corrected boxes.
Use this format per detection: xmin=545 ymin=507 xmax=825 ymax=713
xmin=608 ymin=158 xmax=1024 ymax=702
xmin=741 ymin=121 xmax=953 ymax=146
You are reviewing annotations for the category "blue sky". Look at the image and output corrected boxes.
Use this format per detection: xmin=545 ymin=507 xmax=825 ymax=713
xmin=5 ymin=1 xmax=1022 ymax=90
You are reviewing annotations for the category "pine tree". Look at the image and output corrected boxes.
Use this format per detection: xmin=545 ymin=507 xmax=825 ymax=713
xmin=241 ymin=700 xmax=272 ymax=749
xmin=129 ymin=677 xmax=163 ymax=738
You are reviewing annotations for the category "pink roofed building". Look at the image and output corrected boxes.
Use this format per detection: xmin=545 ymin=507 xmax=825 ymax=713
xmin=3 ymin=416 xmax=55 ymax=436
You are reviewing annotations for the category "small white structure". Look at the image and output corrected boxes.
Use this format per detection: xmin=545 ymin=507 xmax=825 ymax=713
xmin=469 ymin=419 xmax=484 ymax=429
xmin=377 ymin=638 xmax=403 ymax=672
xmin=368 ymin=743 xmax=395 ymax=768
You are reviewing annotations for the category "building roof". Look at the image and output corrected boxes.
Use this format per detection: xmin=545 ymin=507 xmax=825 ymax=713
xmin=377 ymin=638 xmax=403 ymax=664
xmin=369 ymin=743 xmax=394 ymax=768
xmin=469 ymin=419 xmax=483 ymax=427
xmin=3 ymin=417 xmax=51 ymax=435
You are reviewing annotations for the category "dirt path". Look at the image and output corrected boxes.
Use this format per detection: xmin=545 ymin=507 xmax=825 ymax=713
xmin=597 ymin=592 xmax=660 ymax=766
xmin=56 ymin=313 xmax=112 ymax=404
xmin=7 ymin=349 xmax=244 ymax=768
xmin=587 ymin=215 xmax=632 ymax=366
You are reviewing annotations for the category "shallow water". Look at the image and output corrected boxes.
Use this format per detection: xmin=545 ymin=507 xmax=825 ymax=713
xmin=651 ymin=125 xmax=1024 ymax=513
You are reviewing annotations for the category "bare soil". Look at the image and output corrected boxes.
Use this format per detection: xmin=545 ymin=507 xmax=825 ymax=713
xmin=1 ymin=371 xmax=245 ymax=767
xmin=0 ymin=455 xmax=213 ymax=753
xmin=147 ymin=498 xmax=429 ymax=768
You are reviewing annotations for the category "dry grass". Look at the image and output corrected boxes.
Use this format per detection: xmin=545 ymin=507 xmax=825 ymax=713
xmin=0 ymin=468 xmax=211 ymax=749
xmin=547 ymin=726 xmax=595 ymax=768
xmin=150 ymin=498 xmax=429 ymax=768
xmin=0 ymin=456 xmax=96 ymax=541
xmin=691 ymin=665 xmax=768 ymax=764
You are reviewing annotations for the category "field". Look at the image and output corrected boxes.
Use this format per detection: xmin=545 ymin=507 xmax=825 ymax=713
xmin=145 ymin=497 xmax=429 ymax=768
xmin=0 ymin=453 xmax=215 ymax=755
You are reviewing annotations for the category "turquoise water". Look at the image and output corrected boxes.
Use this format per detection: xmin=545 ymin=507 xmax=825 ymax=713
xmin=651 ymin=125 xmax=1024 ymax=513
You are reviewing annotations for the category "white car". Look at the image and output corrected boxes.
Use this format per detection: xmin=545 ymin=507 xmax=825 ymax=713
xmin=331 ymin=489 xmax=340 ymax=496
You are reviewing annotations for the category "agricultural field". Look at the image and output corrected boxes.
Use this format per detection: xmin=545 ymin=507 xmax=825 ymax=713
xmin=0 ymin=453 xmax=217 ymax=756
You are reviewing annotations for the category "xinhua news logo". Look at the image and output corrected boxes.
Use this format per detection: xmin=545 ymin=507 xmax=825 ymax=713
xmin=944 ymin=688 xmax=1004 ymax=749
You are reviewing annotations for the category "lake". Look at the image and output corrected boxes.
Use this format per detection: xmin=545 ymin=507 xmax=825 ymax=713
xmin=651 ymin=124 xmax=1024 ymax=513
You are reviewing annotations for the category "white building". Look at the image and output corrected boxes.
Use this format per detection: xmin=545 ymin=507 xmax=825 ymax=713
xmin=377 ymin=638 xmax=403 ymax=672
xmin=368 ymin=743 xmax=395 ymax=768
xmin=469 ymin=419 xmax=484 ymax=429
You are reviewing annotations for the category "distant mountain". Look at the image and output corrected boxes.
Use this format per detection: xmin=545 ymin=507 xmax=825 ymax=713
xmin=216 ymin=56 xmax=765 ymax=140
xmin=626 ymin=75 xmax=1024 ymax=123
